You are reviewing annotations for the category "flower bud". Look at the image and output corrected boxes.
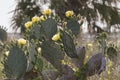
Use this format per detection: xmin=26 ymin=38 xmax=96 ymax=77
xmin=40 ymin=15 xmax=45 ymax=21
xmin=65 ymin=10 xmax=74 ymax=17
xmin=52 ymin=33 xmax=61 ymax=41
xmin=32 ymin=16 xmax=40 ymax=23
xmin=25 ymin=21 xmax=33 ymax=29
xmin=18 ymin=38 xmax=27 ymax=45
xmin=43 ymin=9 xmax=52 ymax=15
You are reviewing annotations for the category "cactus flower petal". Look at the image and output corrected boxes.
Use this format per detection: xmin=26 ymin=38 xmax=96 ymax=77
xmin=4 ymin=51 xmax=10 ymax=56
xmin=40 ymin=15 xmax=45 ymax=21
xmin=43 ymin=9 xmax=52 ymax=15
xmin=25 ymin=21 xmax=33 ymax=29
xmin=65 ymin=10 xmax=74 ymax=17
xmin=32 ymin=16 xmax=40 ymax=23
xmin=52 ymin=33 xmax=60 ymax=41
xmin=37 ymin=47 xmax=42 ymax=53
xmin=18 ymin=38 xmax=27 ymax=45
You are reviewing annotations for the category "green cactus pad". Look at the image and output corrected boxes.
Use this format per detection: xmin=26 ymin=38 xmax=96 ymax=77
xmin=60 ymin=30 xmax=78 ymax=58
xmin=107 ymin=47 xmax=117 ymax=59
xmin=35 ymin=57 xmax=43 ymax=72
xmin=0 ymin=26 xmax=7 ymax=41
xmin=66 ymin=19 xmax=80 ymax=35
xmin=30 ymin=24 xmax=45 ymax=40
xmin=42 ymin=18 xmax=57 ymax=39
xmin=4 ymin=46 xmax=27 ymax=79
xmin=41 ymin=41 xmax=64 ymax=71
xmin=27 ymin=42 xmax=37 ymax=72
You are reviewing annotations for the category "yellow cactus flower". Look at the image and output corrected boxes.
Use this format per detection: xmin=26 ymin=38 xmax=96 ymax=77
xmin=61 ymin=60 xmax=66 ymax=65
xmin=18 ymin=38 xmax=27 ymax=45
xmin=52 ymin=33 xmax=61 ymax=41
xmin=40 ymin=15 xmax=45 ymax=21
xmin=4 ymin=51 xmax=10 ymax=56
xmin=37 ymin=47 xmax=41 ymax=53
xmin=25 ymin=21 xmax=33 ymax=29
xmin=32 ymin=16 xmax=40 ymax=23
xmin=87 ymin=43 xmax=93 ymax=47
xmin=43 ymin=9 xmax=52 ymax=15
xmin=112 ymin=68 xmax=114 ymax=70
xmin=73 ymin=67 xmax=79 ymax=72
xmin=65 ymin=10 xmax=74 ymax=17
xmin=107 ymin=70 xmax=111 ymax=75
xmin=86 ymin=55 xmax=89 ymax=59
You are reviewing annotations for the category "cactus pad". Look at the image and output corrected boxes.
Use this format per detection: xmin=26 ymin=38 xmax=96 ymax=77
xmin=60 ymin=30 xmax=78 ymax=58
xmin=66 ymin=19 xmax=80 ymax=35
xmin=107 ymin=47 xmax=117 ymax=59
xmin=41 ymin=41 xmax=64 ymax=71
xmin=4 ymin=46 xmax=27 ymax=79
xmin=42 ymin=18 xmax=57 ymax=39
xmin=27 ymin=42 xmax=37 ymax=72
xmin=30 ymin=24 xmax=45 ymax=40
xmin=0 ymin=26 xmax=7 ymax=41
xmin=35 ymin=57 xmax=43 ymax=72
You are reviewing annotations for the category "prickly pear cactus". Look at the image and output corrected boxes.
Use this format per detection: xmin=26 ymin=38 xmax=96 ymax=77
xmin=35 ymin=56 xmax=43 ymax=72
xmin=96 ymin=32 xmax=107 ymax=53
xmin=41 ymin=40 xmax=64 ymax=71
xmin=29 ymin=18 xmax=57 ymax=40
xmin=107 ymin=46 xmax=117 ymax=59
xmin=0 ymin=26 xmax=7 ymax=41
xmin=86 ymin=53 xmax=106 ymax=76
xmin=60 ymin=30 xmax=78 ymax=58
xmin=66 ymin=19 xmax=80 ymax=35
xmin=27 ymin=42 xmax=37 ymax=72
xmin=42 ymin=18 xmax=57 ymax=39
xmin=29 ymin=24 xmax=45 ymax=40
xmin=72 ymin=46 xmax=86 ymax=69
xmin=3 ymin=46 xmax=27 ymax=79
